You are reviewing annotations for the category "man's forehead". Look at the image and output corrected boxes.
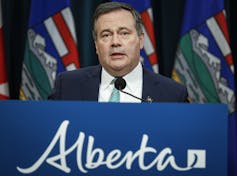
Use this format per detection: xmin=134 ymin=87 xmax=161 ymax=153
xmin=96 ymin=10 xmax=135 ymax=30
xmin=96 ymin=9 xmax=134 ymax=24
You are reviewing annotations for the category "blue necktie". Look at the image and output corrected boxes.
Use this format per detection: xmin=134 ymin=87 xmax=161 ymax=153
xmin=109 ymin=79 xmax=120 ymax=102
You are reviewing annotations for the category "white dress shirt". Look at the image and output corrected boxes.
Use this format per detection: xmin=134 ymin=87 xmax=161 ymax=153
xmin=98 ymin=62 xmax=143 ymax=103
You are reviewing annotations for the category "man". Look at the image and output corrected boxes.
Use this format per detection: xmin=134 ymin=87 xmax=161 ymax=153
xmin=49 ymin=2 xmax=188 ymax=102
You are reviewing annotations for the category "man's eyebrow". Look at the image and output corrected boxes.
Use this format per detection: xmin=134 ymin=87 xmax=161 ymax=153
xmin=99 ymin=29 xmax=111 ymax=34
xmin=99 ymin=27 xmax=131 ymax=35
xmin=118 ymin=27 xmax=131 ymax=31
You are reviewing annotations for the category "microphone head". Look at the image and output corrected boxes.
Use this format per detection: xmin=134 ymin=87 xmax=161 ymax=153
xmin=115 ymin=77 xmax=126 ymax=90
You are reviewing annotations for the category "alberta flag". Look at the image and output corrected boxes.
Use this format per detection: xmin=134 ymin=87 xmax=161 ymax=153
xmin=0 ymin=0 xmax=9 ymax=100
xmin=172 ymin=0 xmax=237 ymax=175
xmin=20 ymin=0 xmax=80 ymax=100
xmin=113 ymin=0 xmax=158 ymax=73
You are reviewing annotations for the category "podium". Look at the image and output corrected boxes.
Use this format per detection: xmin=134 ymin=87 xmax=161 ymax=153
xmin=0 ymin=101 xmax=227 ymax=176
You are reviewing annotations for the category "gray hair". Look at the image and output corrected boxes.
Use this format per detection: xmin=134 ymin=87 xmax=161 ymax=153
xmin=92 ymin=2 xmax=143 ymax=40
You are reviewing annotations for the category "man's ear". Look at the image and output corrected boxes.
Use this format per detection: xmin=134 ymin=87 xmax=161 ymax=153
xmin=139 ymin=33 xmax=145 ymax=49
xmin=94 ymin=41 xmax=98 ymax=54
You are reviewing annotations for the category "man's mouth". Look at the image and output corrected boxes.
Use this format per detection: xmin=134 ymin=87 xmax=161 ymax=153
xmin=110 ymin=52 xmax=126 ymax=57
xmin=111 ymin=53 xmax=123 ymax=56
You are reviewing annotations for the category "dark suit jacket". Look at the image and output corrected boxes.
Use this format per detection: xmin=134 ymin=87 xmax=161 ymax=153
xmin=49 ymin=65 xmax=188 ymax=102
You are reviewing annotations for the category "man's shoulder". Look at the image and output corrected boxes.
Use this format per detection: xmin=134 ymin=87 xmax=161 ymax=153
xmin=58 ymin=65 xmax=101 ymax=78
xmin=143 ymin=68 xmax=187 ymax=94
xmin=143 ymin=68 xmax=188 ymax=102
xmin=144 ymin=68 xmax=182 ymax=86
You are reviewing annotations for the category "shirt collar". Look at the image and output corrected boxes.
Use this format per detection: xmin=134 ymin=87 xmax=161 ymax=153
xmin=123 ymin=62 xmax=142 ymax=91
xmin=100 ymin=62 xmax=143 ymax=91
xmin=100 ymin=68 xmax=114 ymax=91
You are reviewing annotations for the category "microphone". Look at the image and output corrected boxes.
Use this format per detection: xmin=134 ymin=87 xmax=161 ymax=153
xmin=114 ymin=77 xmax=153 ymax=103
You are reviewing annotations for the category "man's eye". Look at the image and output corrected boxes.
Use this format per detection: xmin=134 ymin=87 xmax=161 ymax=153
xmin=121 ymin=32 xmax=129 ymax=35
xmin=102 ymin=34 xmax=110 ymax=38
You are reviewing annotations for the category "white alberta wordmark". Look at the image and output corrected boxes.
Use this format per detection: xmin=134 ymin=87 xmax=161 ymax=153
xmin=16 ymin=120 xmax=206 ymax=174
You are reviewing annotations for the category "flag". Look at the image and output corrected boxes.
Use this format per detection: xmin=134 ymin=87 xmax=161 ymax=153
xmin=172 ymin=0 xmax=237 ymax=175
xmin=0 ymin=0 xmax=9 ymax=100
xmin=20 ymin=0 xmax=80 ymax=100
xmin=113 ymin=0 xmax=158 ymax=73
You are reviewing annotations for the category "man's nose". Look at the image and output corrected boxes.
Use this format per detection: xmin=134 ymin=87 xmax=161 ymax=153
xmin=111 ymin=34 xmax=121 ymax=47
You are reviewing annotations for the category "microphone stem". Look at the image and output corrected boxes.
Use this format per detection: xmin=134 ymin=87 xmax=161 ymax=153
xmin=119 ymin=89 xmax=147 ymax=102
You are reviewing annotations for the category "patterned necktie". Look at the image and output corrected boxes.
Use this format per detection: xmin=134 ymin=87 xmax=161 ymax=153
xmin=109 ymin=79 xmax=120 ymax=102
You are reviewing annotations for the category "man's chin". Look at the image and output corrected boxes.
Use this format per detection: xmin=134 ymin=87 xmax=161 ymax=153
xmin=111 ymin=64 xmax=126 ymax=71
xmin=110 ymin=66 xmax=129 ymax=77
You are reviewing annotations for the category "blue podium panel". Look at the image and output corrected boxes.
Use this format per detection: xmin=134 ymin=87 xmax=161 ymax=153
xmin=0 ymin=101 xmax=227 ymax=176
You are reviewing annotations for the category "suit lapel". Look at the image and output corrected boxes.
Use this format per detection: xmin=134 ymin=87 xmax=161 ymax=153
xmin=142 ymin=68 xmax=161 ymax=102
xmin=81 ymin=65 xmax=101 ymax=101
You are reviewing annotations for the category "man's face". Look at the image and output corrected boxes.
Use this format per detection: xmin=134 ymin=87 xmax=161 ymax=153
xmin=94 ymin=9 xmax=144 ymax=77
